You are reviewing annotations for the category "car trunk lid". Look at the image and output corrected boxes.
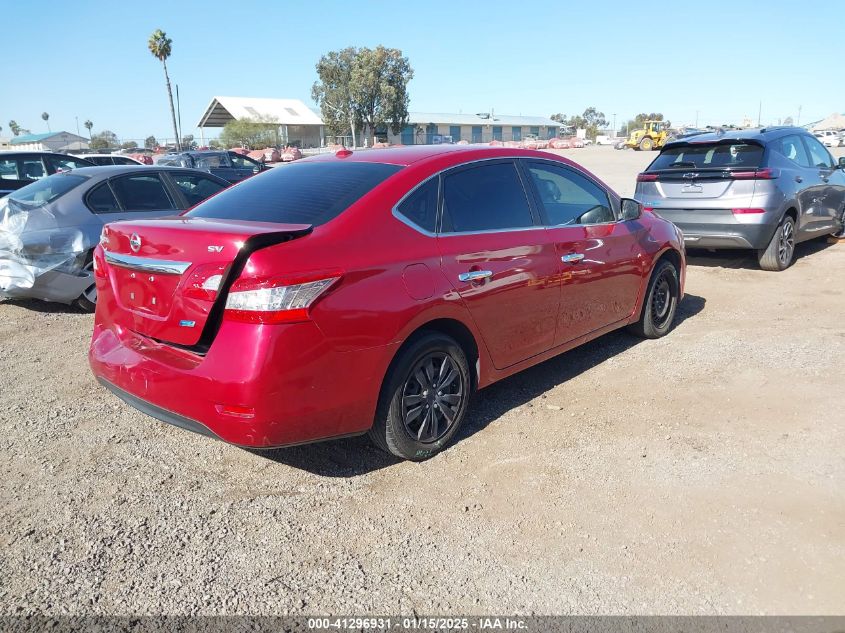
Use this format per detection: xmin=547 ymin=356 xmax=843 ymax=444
xmin=100 ymin=217 xmax=311 ymax=346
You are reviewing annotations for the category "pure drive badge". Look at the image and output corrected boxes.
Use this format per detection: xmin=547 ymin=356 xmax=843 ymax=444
xmin=179 ymin=320 xmax=196 ymax=328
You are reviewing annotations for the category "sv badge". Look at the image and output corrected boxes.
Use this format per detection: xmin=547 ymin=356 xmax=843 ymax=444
xmin=207 ymin=245 xmax=224 ymax=253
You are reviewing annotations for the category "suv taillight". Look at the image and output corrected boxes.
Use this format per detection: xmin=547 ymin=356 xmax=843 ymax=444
xmin=636 ymin=173 xmax=659 ymax=182
xmin=729 ymin=168 xmax=779 ymax=180
xmin=223 ymin=272 xmax=341 ymax=324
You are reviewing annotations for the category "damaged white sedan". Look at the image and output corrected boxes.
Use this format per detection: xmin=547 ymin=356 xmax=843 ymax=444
xmin=0 ymin=166 xmax=229 ymax=310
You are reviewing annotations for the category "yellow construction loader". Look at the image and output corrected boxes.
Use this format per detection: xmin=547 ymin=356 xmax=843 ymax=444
xmin=624 ymin=120 xmax=671 ymax=151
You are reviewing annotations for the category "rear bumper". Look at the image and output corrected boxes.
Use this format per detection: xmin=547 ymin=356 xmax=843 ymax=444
xmin=89 ymin=319 xmax=397 ymax=448
xmin=660 ymin=218 xmax=777 ymax=250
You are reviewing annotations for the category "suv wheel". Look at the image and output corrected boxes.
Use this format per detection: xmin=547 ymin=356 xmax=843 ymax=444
xmin=758 ymin=215 xmax=796 ymax=271
xmin=369 ymin=332 xmax=471 ymax=461
xmin=73 ymin=258 xmax=97 ymax=312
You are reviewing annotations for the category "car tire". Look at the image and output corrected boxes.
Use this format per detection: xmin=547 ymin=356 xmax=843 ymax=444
xmin=73 ymin=258 xmax=97 ymax=313
xmin=628 ymin=259 xmax=680 ymax=339
xmin=639 ymin=137 xmax=654 ymax=151
xmin=758 ymin=215 xmax=796 ymax=271
xmin=369 ymin=332 xmax=472 ymax=461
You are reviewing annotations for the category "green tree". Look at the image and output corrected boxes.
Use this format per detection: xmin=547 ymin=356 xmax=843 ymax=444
xmin=8 ymin=120 xmax=21 ymax=136
xmin=581 ymin=107 xmax=608 ymax=140
xmin=148 ymin=29 xmax=181 ymax=151
xmin=84 ymin=120 xmax=93 ymax=138
xmin=350 ymin=46 xmax=413 ymax=145
xmin=312 ymin=47 xmax=361 ymax=147
xmin=181 ymin=134 xmax=197 ymax=150
xmin=121 ymin=141 xmax=139 ymax=150
xmin=90 ymin=130 xmax=119 ymax=151
xmin=41 ymin=112 xmax=50 ymax=132
xmin=208 ymin=138 xmax=222 ymax=149
xmin=620 ymin=113 xmax=667 ymax=137
xmin=144 ymin=135 xmax=157 ymax=149
xmin=219 ymin=117 xmax=277 ymax=149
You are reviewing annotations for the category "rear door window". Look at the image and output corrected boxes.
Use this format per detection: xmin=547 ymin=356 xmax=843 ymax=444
xmin=170 ymin=173 xmax=227 ymax=207
xmin=803 ymin=136 xmax=835 ymax=168
xmin=440 ymin=161 xmax=534 ymax=232
xmin=526 ymin=162 xmax=615 ymax=225
xmin=187 ymin=161 xmax=403 ymax=225
xmin=771 ymin=135 xmax=810 ymax=168
xmin=649 ymin=143 xmax=764 ymax=170
xmin=86 ymin=182 xmax=121 ymax=213
xmin=396 ymin=177 xmax=438 ymax=233
xmin=111 ymin=173 xmax=176 ymax=211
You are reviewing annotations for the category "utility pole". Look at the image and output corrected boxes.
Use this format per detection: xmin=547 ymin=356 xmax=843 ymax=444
xmin=75 ymin=116 xmax=80 ymax=136
xmin=757 ymin=101 xmax=762 ymax=127
xmin=176 ymin=84 xmax=183 ymax=147
xmin=797 ymin=105 xmax=802 ymax=126
xmin=612 ymin=113 xmax=617 ymax=137
xmin=695 ymin=110 xmax=699 ymax=127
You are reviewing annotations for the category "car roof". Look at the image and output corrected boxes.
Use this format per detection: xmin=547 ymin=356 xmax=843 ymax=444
xmin=65 ymin=165 xmax=228 ymax=179
xmin=302 ymin=144 xmax=555 ymax=167
xmin=663 ymin=126 xmax=808 ymax=149
xmin=0 ymin=150 xmax=85 ymax=157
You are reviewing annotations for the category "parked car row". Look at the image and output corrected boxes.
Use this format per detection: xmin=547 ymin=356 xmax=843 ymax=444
xmin=153 ymin=150 xmax=269 ymax=183
xmin=814 ymin=129 xmax=844 ymax=148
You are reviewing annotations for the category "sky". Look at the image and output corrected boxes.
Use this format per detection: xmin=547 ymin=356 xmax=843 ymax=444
xmin=3 ymin=0 xmax=843 ymax=142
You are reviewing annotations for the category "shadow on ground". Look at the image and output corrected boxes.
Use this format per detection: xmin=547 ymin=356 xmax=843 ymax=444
xmin=0 ymin=298 xmax=88 ymax=314
xmin=686 ymin=236 xmax=835 ymax=270
xmin=257 ymin=293 xmax=707 ymax=477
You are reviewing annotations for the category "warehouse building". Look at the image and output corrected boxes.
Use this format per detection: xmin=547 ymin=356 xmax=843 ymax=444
xmin=197 ymin=96 xmax=325 ymax=148
xmin=9 ymin=132 xmax=89 ymax=152
xmin=385 ymin=112 xmax=561 ymax=145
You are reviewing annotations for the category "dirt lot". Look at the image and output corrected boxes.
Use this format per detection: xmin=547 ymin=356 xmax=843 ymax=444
xmin=1 ymin=147 xmax=844 ymax=616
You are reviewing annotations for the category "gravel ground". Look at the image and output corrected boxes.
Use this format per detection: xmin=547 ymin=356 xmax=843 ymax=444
xmin=1 ymin=148 xmax=843 ymax=616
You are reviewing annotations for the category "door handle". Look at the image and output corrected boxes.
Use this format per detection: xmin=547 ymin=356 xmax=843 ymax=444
xmin=561 ymin=253 xmax=585 ymax=264
xmin=458 ymin=270 xmax=493 ymax=283
xmin=795 ymin=176 xmax=803 ymax=183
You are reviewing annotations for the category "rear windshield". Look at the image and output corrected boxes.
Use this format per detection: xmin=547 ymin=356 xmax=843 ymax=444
xmin=649 ymin=143 xmax=764 ymax=170
xmin=9 ymin=173 xmax=87 ymax=205
xmin=187 ymin=161 xmax=403 ymax=225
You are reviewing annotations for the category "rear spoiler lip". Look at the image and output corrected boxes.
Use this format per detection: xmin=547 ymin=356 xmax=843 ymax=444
xmin=193 ymin=225 xmax=314 ymax=349
xmin=663 ymin=137 xmax=765 ymax=150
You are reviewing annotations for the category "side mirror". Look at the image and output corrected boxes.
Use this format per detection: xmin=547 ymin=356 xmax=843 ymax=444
xmin=838 ymin=156 xmax=845 ymax=170
xmin=252 ymin=167 xmax=260 ymax=174
xmin=620 ymin=198 xmax=642 ymax=221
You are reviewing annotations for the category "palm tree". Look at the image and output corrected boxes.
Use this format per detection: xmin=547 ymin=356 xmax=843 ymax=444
xmin=8 ymin=120 xmax=21 ymax=136
xmin=41 ymin=112 xmax=50 ymax=132
xmin=148 ymin=29 xmax=181 ymax=151
xmin=84 ymin=120 xmax=93 ymax=139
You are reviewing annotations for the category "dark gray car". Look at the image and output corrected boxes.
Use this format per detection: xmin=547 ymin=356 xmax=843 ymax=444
xmin=635 ymin=127 xmax=845 ymax=270
xmin=0 ymin=166 xmax=229 ymax=310
xmin=153 ymin=150 xmax=267 ymax=183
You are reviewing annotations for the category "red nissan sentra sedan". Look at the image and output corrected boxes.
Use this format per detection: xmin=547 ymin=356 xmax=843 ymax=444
xmin=89 ymin=145 xmax=685 ymax=461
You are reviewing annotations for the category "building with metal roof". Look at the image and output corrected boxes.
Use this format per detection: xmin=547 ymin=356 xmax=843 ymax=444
xmin=388 ymin=112 xmax=561 ymax=145
xmin=811 ymin=113 xmax=845 ymax=131
xmin=197 ymin=97 xmax=325 ymax=148
xmin=9 ymin=131 xmax=89 ymax=152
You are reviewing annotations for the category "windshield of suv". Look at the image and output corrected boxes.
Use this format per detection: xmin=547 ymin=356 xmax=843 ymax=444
xmin=187 ymin=161 xmax=403 ymax=226
xmin=9 ymin=173 xmax=88 ymax=205
xmin=649 ymin=143 xmax=764 ymax=170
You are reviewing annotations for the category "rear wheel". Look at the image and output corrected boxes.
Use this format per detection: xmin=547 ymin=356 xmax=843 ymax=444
xmin=639 ymin=137 xmax=654 ymax=151
xmin=758 ymin=215 xmax=795 ymax=271
xmin=73 ymin=259 xmax=97 ymax=313
xmin=369 ymin=332 xmax=471 ymax=461
xmin=629 ymin=259 xmax=680 ymax=339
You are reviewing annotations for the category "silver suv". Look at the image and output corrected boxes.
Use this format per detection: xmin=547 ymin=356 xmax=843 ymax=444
xmin=635 ymin=127 xmax=845 ymax=270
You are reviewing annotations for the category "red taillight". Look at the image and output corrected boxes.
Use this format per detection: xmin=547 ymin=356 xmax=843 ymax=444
xmin=223 ymin=271 xmax=342 ymax=324
xmin=215 ymin=404 xmax=256 ymax=419
xmin=183 ymin=263 xmax=229 ymax=301
xmin=731 ymin=208 xmax=767 ymax=215
xmin=642 ymin=206 xmax=654 ymax=212
xmin=637 ymin=173 xmax=658 ymax=182
xmin=729 ymin=168 xmax=778 ymax=180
